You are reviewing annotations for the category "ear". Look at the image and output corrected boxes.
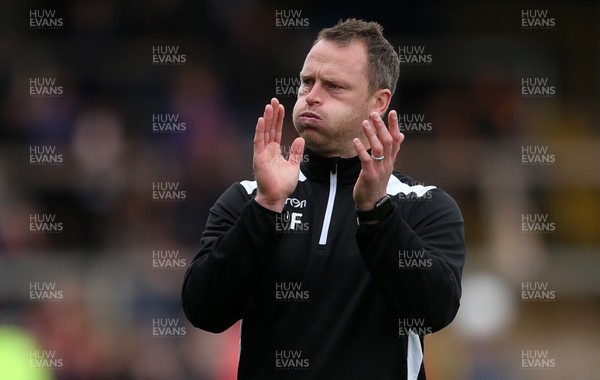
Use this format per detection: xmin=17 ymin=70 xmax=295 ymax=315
xmin=370 ymin=88 xmax=392 ymax=116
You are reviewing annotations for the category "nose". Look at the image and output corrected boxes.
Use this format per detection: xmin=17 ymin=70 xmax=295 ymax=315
xmin=304 ymin=82 xmax=322 ymax=105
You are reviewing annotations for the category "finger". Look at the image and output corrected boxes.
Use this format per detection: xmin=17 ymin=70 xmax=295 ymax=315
xmin=254 ymin=116 xmax=266 ymax=154
xmin=263 ymin=103 xmax=273 ymax=143
xmin=269 ymin=98 xmax=281 ymax=144
xmin=274 ymin=102 xmax=284 ymax=144
xmin=370 ymin=112 xmax=393 ymax=159
xmin=388 ymin=110 xmax=405 ymax=158
xmin=288 ymin=137 xmax=305 ymax=167
xmin=362 ymin=118 xmax=383 ymax=158
xmin=268 ymin=98 xmax=277 ymax=142
xmin=353 ymin=138 xmax=374 ymax=170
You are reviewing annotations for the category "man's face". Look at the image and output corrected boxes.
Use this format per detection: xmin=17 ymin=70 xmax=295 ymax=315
xmin=292 ymin=39 xmax=375 ymax=158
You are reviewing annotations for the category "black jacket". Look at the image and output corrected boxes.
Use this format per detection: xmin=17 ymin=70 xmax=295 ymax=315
xmin=182 ymin=148 xmax=466 ymax=379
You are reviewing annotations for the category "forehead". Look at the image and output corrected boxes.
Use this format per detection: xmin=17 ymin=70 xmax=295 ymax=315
xmin=300 ymin=39 xmax=369 ymax=79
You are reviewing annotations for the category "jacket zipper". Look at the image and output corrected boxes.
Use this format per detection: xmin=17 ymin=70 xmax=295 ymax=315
xmin=318 ymin=165 xmax=337 ymax=245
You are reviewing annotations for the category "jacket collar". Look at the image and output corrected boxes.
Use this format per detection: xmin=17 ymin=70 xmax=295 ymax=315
xmin=301 ymin=147 xmax=362 ymax=185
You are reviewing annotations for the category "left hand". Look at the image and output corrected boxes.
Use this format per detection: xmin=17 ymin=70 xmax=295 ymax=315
xmin=352 ymin=110 xmax=405 ymax=211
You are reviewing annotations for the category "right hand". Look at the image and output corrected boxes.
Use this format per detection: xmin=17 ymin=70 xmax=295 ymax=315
xmin=253 ymin=98 xmax=305 ymax=213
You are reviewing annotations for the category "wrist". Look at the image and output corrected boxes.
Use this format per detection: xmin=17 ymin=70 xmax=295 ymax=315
xmin=255 ymin=193 xmax=286 ymax=213
xmin=355 ymin=192 xmax=388 ymax=211
xmin=356 ymin=195 xmax=393 ymax=225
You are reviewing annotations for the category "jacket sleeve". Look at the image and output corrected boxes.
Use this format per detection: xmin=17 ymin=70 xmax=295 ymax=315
xmin=181 ymin=183 xmax=282 ymax=333
xmin=356 ymin=187 xmax=465 ymax=333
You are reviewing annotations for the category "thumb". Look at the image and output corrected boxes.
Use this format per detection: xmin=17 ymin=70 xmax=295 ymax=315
xmin=288 ymin=137 xmax=306 ymax=167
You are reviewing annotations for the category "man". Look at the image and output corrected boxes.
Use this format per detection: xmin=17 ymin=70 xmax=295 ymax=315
xmin=182 ymin=18 xmax=465 ymax=379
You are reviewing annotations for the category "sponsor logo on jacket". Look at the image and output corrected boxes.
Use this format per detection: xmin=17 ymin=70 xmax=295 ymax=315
xmin=285 ymin=197 xmax=307 ymax=208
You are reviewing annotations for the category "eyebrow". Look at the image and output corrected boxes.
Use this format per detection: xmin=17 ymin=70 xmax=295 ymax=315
xmin=299 ymin=71 xmax=351 ymax=87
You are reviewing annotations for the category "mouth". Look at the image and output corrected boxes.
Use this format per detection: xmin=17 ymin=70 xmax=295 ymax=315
xmin=297 ymin=111 xmax=322 ymax=126
xmin=299 ymin=111 xmax=321 ymax=120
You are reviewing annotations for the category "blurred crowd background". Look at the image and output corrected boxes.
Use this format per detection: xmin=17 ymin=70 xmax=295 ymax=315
xmin=0 ymin=0 xmax=598 ymax=379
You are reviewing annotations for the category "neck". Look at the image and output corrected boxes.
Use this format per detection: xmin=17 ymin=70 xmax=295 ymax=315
xmin=306 ymin=141 xmax=364 ymax=159
xmin=302 ymin=147 xmax=362 ymax=184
